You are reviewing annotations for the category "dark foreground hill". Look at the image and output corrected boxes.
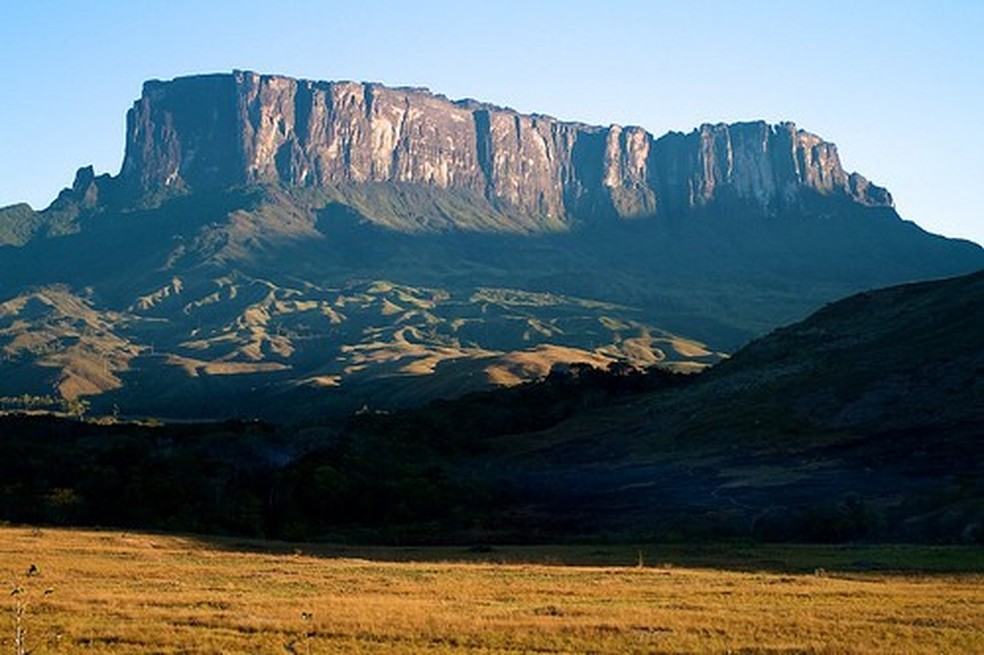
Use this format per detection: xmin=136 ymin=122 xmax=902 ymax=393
xmin=1 ymin=271 xmax=980 ymax=543
xmin=491 ymin=269 xmax=984 ymax=542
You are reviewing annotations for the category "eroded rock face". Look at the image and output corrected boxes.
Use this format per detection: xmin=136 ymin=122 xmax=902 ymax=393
xmin=118 ymin=71 xmax=892 ymax=224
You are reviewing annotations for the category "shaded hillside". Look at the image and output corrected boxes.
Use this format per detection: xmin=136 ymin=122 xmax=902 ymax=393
xmin=0 ymin=272 xmax=980 ymax=544
xmin=702 ymin=269 xmax=984 ymax=436
xmin=491 ymin=270 xmax=984 ymax=542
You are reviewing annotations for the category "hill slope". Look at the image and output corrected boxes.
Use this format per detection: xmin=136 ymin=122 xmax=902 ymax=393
xmin=489 ymin=270 xmax=983 ymax=541
xmin=0 ymin=72 xmax=981 ymax=417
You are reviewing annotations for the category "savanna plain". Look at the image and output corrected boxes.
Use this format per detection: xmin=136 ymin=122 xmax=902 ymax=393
xmin=2 ymin=527 xmax=981 ymax=654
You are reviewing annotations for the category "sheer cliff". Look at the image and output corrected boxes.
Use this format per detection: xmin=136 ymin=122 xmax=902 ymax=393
xmin=117 ymin=71 xmax=890 ymax=227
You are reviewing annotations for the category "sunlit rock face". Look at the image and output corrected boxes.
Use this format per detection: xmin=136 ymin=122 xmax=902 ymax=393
xmin=649 ymin=122 xmax=891 ymax=218
xmin=119 ymin=71 xmax=892 ymax=226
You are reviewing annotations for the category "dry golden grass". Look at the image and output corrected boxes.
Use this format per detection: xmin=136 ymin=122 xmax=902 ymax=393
xmin=2 ymin=527 xmax=981 ymax=654
xmin=666 ymin=337 xmax=712 ymax=359
xmin=0 ymin=288 xmax=141 ymax=400
xmin=164 ymin=354 xmax=291 ymax=377
xmin=485 ymin=345 xmax=613 ymax=386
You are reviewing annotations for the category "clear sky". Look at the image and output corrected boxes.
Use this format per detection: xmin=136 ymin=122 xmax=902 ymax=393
xmin=1 ymin=0 xmax=981 ymax=244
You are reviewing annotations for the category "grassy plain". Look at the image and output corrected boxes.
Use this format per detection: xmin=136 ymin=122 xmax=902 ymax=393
xmin=2 ymin=527 xmax=981 ymax=654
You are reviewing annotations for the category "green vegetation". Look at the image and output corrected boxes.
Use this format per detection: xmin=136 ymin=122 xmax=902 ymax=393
xmin=0 ymin=395 xmax=89 ymax=417
xmin=0 ymin=364 xmax=691 ymax=543
xmin=0 ymin=203 xmax=38 ymax=246
xmin=0 ymin=195 xmax=89 ymax=246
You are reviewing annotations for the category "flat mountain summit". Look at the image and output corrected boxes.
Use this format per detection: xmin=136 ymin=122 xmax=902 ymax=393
xmin=0 ymin=72 xmax=981 ymax=418
xmin=116 ymin=71 xmax=890 ymax=225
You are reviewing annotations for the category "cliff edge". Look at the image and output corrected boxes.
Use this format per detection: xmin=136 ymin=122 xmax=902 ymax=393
xmin=116 ymin=71 xmax=891 ymax=227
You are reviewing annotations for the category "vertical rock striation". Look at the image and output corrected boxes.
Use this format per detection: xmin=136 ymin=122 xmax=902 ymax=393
xmin=650 ymin=122 xmax=892 ymax=218
xmin=118 ymin=71 xmax=892 ymax=227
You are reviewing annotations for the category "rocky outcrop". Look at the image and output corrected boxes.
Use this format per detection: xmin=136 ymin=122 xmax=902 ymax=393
xmin=650 ymin=122 xmax=892 ymax=218
xmin=118 ymin=71 xmax=892 ymax=225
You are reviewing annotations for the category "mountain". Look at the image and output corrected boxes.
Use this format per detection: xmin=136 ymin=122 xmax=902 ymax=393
xmin=116 ymin=71 xmax=890 ymax=225
xmin=4 ymin=71 xmax=896 ymax=241
xmin=0 ymin=72 xmax=981 ymax=418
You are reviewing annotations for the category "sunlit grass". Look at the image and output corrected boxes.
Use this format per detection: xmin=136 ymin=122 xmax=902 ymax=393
xmin=2 ymin=527 xmax=981 ymax=654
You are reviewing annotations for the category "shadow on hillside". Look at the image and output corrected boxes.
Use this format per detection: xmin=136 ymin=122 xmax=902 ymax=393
xmin=185 ymin=534 xmax=984 ymax=575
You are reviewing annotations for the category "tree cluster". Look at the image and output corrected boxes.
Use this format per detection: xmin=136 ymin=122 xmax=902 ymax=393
xmin=0 ymin=364 xmax=688 ymax=542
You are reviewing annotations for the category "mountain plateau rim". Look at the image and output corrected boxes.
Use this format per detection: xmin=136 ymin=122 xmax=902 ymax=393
xmin=95 ymin=70 xmax=890 ymax=228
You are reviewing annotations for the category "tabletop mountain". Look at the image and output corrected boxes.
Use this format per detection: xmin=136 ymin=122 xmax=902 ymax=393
xmin=116 ymin=71 xmax=890 ymax=223
xmin=0 ymin=71 xmax=981 ymax=419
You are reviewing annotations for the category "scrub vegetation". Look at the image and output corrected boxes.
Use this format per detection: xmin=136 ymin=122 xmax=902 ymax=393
xmin=3 ymin=527 xmax=981 ymax=654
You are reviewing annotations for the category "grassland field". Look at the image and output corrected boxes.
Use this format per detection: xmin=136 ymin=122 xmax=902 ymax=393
xmin=2 ymin=526 xmax=981 ymax=654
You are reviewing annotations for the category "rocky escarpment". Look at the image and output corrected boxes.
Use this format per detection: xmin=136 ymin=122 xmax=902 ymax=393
xmin=117 ymin=71 xmax=891 ymax=226
xmin=650 ymin=122 xmax=892 ymax=218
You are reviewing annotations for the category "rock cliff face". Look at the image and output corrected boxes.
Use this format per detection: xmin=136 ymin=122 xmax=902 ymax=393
xmin=118 ymin=71 xmax=891 ymax=225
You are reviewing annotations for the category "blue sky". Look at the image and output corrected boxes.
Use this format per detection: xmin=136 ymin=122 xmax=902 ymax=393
xmin=1 ymin=0 xmax=981 ymax=244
